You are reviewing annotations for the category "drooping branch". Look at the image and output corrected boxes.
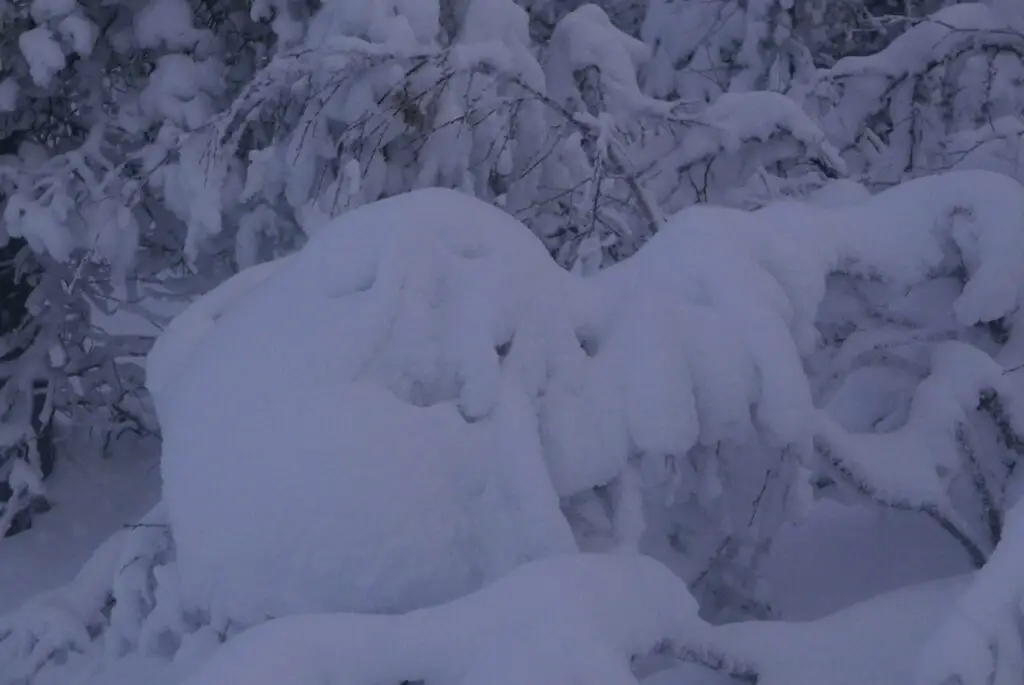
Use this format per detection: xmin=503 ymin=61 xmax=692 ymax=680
xmin=813 ymin=432 xmax=989 ymax=569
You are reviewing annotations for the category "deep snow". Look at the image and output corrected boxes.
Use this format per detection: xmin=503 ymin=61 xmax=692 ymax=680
xmin=6 ymin=171 xmax=1024 ymax=684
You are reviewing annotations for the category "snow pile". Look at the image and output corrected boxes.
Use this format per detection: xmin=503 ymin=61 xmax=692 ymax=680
xmin=178 ymin=553 xmax=701 ymax=685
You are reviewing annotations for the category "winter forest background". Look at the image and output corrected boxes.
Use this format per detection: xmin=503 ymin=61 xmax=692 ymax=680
xmin=4 ymin=0 xmax=1024 ymax=683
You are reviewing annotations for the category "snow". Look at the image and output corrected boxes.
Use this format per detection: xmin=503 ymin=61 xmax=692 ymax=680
xmin=5 ymin=0 xmax=1024 ymax=681
xmin=134 ymin=0 xmax=207 ymax=51
xmin=178 ymin=553 xmax=699 ymax=685
xmin=764 ymin=500 xmax=973 ymax=620
xmin=159 ymin=530 xmax=960 ymax=685
xmin=0 ymin=450 xmax=160 ymax=616
xmin=0 ymin=78 xmax=18 ymax=113
xmin=306 ymin=0 xmax=440 ymax=49
xmin=696 ymin=91 xmax=845 ymax=174
xmin=546 ymin=5 xmax=651 ymax=116
xmin=829 ymin=4 xmax=1010 ymax=82
xmin=710 ymin=574 xmax=973 ymax=685
xmin=8 ymin=166 xmax=1024 ymax=684
xmin=56 ymin=14 xmax=97 ymax=57
xmin=151 ymin=188 xmax=579 ymax=626
xmin=29 ymin=0 xmax=76 ymax=22
xmin=147 ymin=169 xmax=1024 ymax=629
xmin=0 ymin=453 xmax=162 ymax=683
xmin=915 ymin=501 xmax=1024 ymax=685
xmin=18 ymin=28 xmax=66 ymax=87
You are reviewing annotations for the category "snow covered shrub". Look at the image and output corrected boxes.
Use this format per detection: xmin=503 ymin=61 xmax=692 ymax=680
xmin=915 ymin=502 xmax=1024 ymax=685
xmin=572 ymin=169 xmax=1024 ymax=620
xmin=147 ymin=169 xmax=1024 ymax=628
xmin=6 ymin=169 xmax=1024 ymax=685
xmin=0 ymin=0 xmax=277 ymax=520
xmin=805 ymin=171 xmax=1024 ymax=574
xmin=641 ymin=0 xmax=825 ymax=100
xmin=175 ymin=0 xmax=844 ymax=274
xmin=4 ymin=0 xmax=1024 ymax=681
xmin=145 ymin=184 xmax=831 ymax=626
xmin=811 ymin=2 xmax=1024 ymax=186
xmin=0 ymin=238 xmax=53 ymax=538
xmin=148 ymin=189 xmax=581 ymax=626
xmin=140 ymin=171 xmax=1024 ymax=685
xmin=0 ymin=0 xmax=851 ymax=522
xmin=0 ymin=505 xmax=177 ymax=682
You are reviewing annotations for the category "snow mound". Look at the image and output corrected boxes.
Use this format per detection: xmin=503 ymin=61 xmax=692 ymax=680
xmin=178 ymin=553 xmax=700 ymax=685
xmin=150 ymin=188 xmax=578 ymax=625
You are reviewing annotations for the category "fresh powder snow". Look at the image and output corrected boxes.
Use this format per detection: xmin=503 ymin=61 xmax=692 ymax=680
xmin=3 ymin=2 xmax=1024 ymax=684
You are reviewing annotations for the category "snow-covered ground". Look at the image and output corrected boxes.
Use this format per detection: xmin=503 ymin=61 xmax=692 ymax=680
xmin=0 ymin=486 xmax=973 ymax=685
xmin=0 ymin=448 xmax=160 ymax=616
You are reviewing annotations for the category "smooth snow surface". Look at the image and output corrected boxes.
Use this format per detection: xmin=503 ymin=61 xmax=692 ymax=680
xmin=179 ymin=553 xmax=699 ymax=685
xmin=6 ymin=169 xmax=1024 ymax=684
xmin=0 ymin=450 xmax=160 ymax=615
xmin=716 ymin=575 xmax=971 ymax=685
xmin=765 ymin=500 xmax=972 ymax=619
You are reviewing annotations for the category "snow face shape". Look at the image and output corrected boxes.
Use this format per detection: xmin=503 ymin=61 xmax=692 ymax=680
xmin=149 ymin=188 xmax=579 ymax=625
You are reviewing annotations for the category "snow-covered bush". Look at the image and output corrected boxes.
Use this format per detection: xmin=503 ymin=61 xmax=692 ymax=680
xmin=151 ymin=168 xmax=1024 ymax=625
xmin=149 ymin=189 xmax=580 ymax=625
xmin=0 ymin=0 xmax=275 ymax=529
xmin=812 ymin=3 xmax=1024 ymax=185
xmin=3 ymin=0 xmax=1024 ymax=683
xmin=5 ymin=168 xmax=1024 ymax=685
xmin=0 ymin=0 xmax=848 ymax=523
xmin=173 ymin=0 xmax=841 ymax=274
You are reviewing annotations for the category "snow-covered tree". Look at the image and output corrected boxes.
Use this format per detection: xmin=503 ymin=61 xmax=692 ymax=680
xmin=2 ymin=1 xmax=1024 ymax=684
xmin=811 ymin=2 xmax=1024 ymax=186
